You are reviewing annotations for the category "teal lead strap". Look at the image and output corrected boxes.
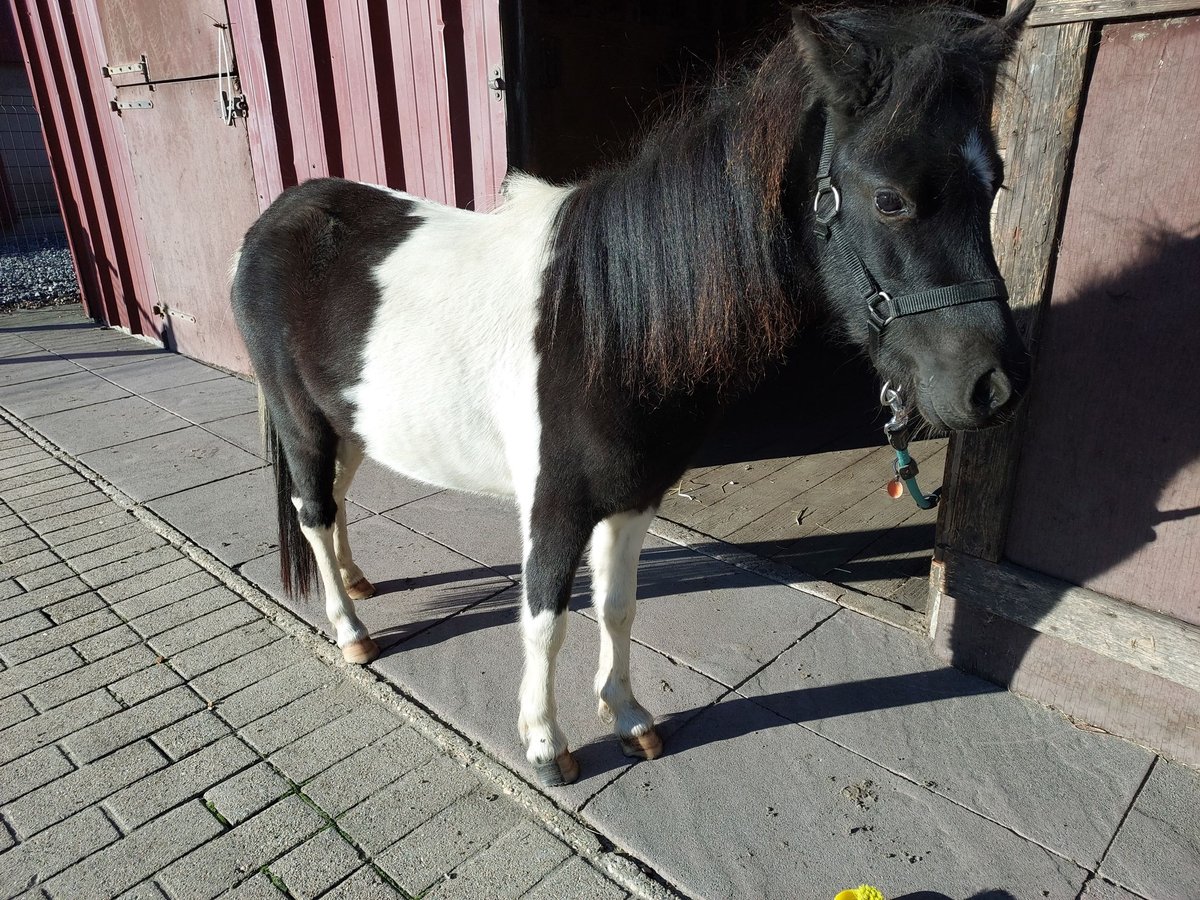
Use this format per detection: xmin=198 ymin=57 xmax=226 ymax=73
xmin=880 ymin=381 xmax=941 ymax=510
xmin=893 ymin=447 xmax=939 ymax=510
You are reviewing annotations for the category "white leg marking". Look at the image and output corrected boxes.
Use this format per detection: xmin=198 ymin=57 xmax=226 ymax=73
xmin=296 ymin=518 xmax=369 ymax=648
xmin=590 ymin=509 xmax=656 ymax=740
xmin=332 ymin=442 xmax=366 ymax=588
xmin=518 ymin=606 xmax=568 ymax=766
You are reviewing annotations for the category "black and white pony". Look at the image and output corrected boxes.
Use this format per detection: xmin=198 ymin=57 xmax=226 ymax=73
xmin=233 ymin=2 xmax=1035 ymax=787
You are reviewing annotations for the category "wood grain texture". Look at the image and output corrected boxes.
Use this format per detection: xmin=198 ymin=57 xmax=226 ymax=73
xmin=931 ymin=590 xmax=1200 ymax=768
xmin=1005 ymin=17 xmax=1200 ymax=622
xmin=1025 ymin=0 xmax=1200 ymax=26
xmin=936 ymin=19 xmax=1093 ymax=562
xmin=942 ymin=551 xmax=1200 ymax=693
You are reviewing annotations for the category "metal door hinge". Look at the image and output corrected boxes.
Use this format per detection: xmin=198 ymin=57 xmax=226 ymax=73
xmin=489 ymin=66 xmax=505 ymax=100
xmin=102 ymin=55 xmax=148 ymax=79
xmin=111 ymin=99 xmax=153 ymax=113
xmin=220 ymin=90 xmax=249 ymax=122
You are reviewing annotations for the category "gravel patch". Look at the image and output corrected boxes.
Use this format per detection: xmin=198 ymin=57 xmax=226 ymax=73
xmin=1 ymin=236 xmax=81 ymax=311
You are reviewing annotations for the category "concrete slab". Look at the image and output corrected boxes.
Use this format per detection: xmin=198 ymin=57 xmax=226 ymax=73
xmin=80 ymin=428 xmax=264 ymax=502
xmin=1100 ymin=758 xmax=1200 ymax=899
xmin=240 ymin=514 xmax=512 ymax=652
xmin=1 ymin=370 xmax=129 ymax=419
xmin=384 ymin=489 xmax=522 ymax=575
xmin=95 ymin=355 xmax=227 ymax=394
xmin=740 ymin=609 xmax=1155 ymax=868
xmin=574 ymin=536 xmax=836 ymax=689
xmin=52 ymin=344 xmax=169 ymax=371
xmin=0 ymin=354 xmax=84 ymax=389
xmin=143 ymin=377 xmax=257 ymax=425
xmin=373 ymin=586 xmax=728 ymax=810
xmin=346 ymin=457 xmax=441 ymax=514
xmin=585 ymin=695 xmax=1087 ymax=900
xmin=28 ymin=397 xmax=187 ymax=455
xmin=204 ymin=412 xmax=264 ymax=459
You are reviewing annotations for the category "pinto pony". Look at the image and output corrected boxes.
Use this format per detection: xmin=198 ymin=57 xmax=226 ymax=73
xmin=232 ymin=2 xmax=1035 ymax=787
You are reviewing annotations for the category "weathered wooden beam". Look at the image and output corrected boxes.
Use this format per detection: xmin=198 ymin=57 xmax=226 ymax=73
xmin=1025 ymin=0 xmax=1200 ymax=27
xmin=938 ymin=551 xmax=1200 ymax=694
xmin=935 ymin=18 xmax=1093 ymax=563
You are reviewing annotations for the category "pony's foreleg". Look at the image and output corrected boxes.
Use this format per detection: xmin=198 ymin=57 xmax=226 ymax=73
xmin=590 ymin=508 xmax=662 ymax=760
xmin=293 ymin=499 xmax=378 ymax=665
xmin=518 ymin=509 xmax=591 ymax=787
xmin=332 ymin=441 xmax=373 ymax=601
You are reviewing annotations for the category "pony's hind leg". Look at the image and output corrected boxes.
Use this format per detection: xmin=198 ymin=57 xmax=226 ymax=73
xmin=518 ymin=504 xmax=592 ymax=787
xmin=590 ymin=508 xmax=662 ymax=760
xmin=332 ymin=440 xmax=373 ymax=601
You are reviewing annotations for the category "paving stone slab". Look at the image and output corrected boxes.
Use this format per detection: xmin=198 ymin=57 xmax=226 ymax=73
xmin=42 ymin=800 xmax=224 ymax=900
xmin=29 ymin=396 xmax=189 ymax=455
xmin=0 ymin=548 xmax=60 ymax=580
xmin=71 ymin=532 xmax=168 ymax=574
xmin=344 ymin=457 xmax=441 ymax=514
xmin=237 ymin=681 xmax=369 ymax=756
xmin=0 ymin=354 xmax=82 ymax=388
xmin=0 ymin=745 xmax=75 ymax=805
xmin=1081 ymin=877 xmax=1146 ymax=899
xmin=157 ymin=795 xmax=325 ymax=900
xmin=108 ymin=660 xmax=185 ymax=706
xmin=521 ymin=856 xmax=628 ymax=900
xmin=142 ymin=377 xmax=258 ymax=426
xmin=80 ymin=546 xmax=190 ymax=591
xmin=167 ymin=618 xmax=286 ymax=679
xmin=0 ymin=609 xmax=52 ymax=645
xmin=266 ymin=827 xmax=362 ymax=899
xmin=336 ymin=753 xmax=479 ymax=856
xmin=95 ymin=355 xmax=227 ymax=394
xmin=203 ymin=760 xmax=293 ymax=826
xmin=9 ymin=482 xmax=96 ymax=516
xmin=16 ymin=561 xmax=77 ymax=592
xmin=375 ymin=788 xmax=522 ymax=897
xmin=44 ymin=591 xmax=106 ymax=624
xmin=0 ymin=805 xmax=121 ymax=897
xmin=75 ymin=622 xmax=144 ymax=661
xmin=586 ymin=695 xmax=1087 ymax=900
xmin=132 ymin=585 xmax=244 ymax=640
xmin=97 ymin=558 xmax=204 ymax=603
xmin=422 ymin=818 xmax=572 ymax=900
xmin=1100 ymin=758 xmax=1200 ymax=900
xmin=0 ymin=536 xmax=48 ymax=566
xmin=5 ymin=740 xmax=167 ymax=838
xmin=2 ymin=370 xmax=130 ymax=418
xmin=80 ymin=428 xmax=264 ymax=503
xmin=373 ymin=587 xmax=727 ymax=810
xmin=0 ymin=464 xmax=77 ymax=493
xmin=383 ymin=489 xmax=522 ymax=575
xmin=0 ymin=647 xmax=81 ymax=702
xmin=303 ymin=726 xmax=438 ymax=818
xmin=218 ymin=873 xmax=288 ymax=899
xmin=0 ymin=608 xmax=124 ymax=666
xmin=111 ymin=570 xmax=219 ymax=621
xmin=106 ymin=735 xmax=258 ymax=831
xmin=320 ymin=867 xmax=401 ymax=899
xmin=2 ymin=472 xmax=84 ymax=503
xmin=60 ymin=685 xmax=205 ymax=764
xmin=152 ymin=709 xmax=230 ymax=760
xmin=266 ymin=702 xmax=400 ymax=785
xmin=216 ymin=656 xmax=334 ymax=729
xmin=20 ymin=492 xmax=108 ymax=525
xmin=0 ymin=692 xmax=35 ymax=728
xmin=55 ymin=521 xmax=138 ymax=557
xmin=240 ymin=514 xmax=512 ymax=654
xmin=190 ymin=638 xmax=298 ymax=703
xmin=30 ymin=498 xmax=124 ymax=533
xmin=740 ymin=609 xmax=1155 ymax=867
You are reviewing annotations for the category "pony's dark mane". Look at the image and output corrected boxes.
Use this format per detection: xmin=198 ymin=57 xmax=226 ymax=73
xmin=542 ymin=3 xmax=1017 ymax=394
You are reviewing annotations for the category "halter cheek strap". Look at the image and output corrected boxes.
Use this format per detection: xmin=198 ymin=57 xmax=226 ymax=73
xmin=811 ymin=115 xmax=1008 ymax=357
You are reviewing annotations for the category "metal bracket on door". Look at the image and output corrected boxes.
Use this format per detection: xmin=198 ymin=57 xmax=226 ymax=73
xmin=111 ymin=99 xmax=153 ymax=113
xmin=489 ymin=66 xmax=505 ymax=101
xmin=152 ymin=304 xmax=197 ymax=324
xmin=102 ymin=55 xmax=148 ymax=80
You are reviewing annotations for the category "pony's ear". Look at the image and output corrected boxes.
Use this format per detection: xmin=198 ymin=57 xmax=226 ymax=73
xmin=791 ymin=7 xmax=886 ymax=115
xmin=959 ymin=0 xmax=1036 ymax=66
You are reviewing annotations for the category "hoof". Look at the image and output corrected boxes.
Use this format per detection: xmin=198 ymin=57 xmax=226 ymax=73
xmin=341 ymin=637 xmax=379 ymax=665
xmin=534 ymin=749 xmax=580 ymax=787
xmin=346 ymin=578 xmax=375 ymax=601
xmin=620 ymin=728 xmax=663 ymax=760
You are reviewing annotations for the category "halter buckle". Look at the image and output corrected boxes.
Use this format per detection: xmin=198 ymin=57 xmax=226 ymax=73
xmin=812 ymin=182 xmax=841 ymax=224
xmin=867 ymin=291 xmax=895 ymax=330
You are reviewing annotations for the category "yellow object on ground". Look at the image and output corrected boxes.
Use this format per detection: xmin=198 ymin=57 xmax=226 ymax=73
xmin=834 ymin=886 xmax=886 ymax=900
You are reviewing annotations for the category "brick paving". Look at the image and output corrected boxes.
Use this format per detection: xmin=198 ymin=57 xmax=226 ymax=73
xmin=0 ymin=418 xmax=637 ymax=899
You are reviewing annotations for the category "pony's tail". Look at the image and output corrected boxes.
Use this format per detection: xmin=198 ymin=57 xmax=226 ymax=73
xmin=259 ymin=387 xmax=316 ymax=599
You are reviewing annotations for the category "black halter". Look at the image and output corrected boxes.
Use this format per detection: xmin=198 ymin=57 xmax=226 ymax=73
xmin=811 ymin=114 xmax=1008 ymax=357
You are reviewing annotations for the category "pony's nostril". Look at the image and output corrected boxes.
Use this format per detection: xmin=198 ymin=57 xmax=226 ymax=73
xmin=970 ymin=368 xmax=1012 ymax=416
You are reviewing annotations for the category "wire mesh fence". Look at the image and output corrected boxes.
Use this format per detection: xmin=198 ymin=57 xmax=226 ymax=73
xmin=0 ymin=93 xmax=79 ymax=309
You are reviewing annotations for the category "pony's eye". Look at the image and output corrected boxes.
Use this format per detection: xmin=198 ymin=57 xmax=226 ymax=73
xmin=874 ymin=189 xmax=907 ymax=216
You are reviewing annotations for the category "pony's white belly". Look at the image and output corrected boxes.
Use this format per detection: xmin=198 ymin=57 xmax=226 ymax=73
xmin=345 ymin=177 xmax=568 ymax=502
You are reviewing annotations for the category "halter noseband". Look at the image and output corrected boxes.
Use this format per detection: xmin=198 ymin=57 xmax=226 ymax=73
xmin=811 ymin=113 xmax=1009 ymax=358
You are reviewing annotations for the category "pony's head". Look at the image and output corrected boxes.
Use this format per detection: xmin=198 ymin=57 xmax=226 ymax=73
xmin=796 ymin=1 xmax=1034 ymax=432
